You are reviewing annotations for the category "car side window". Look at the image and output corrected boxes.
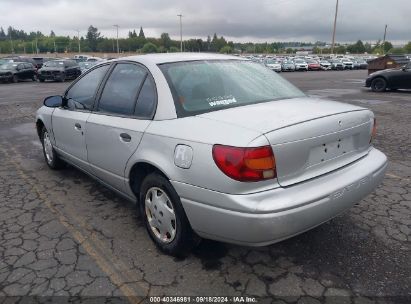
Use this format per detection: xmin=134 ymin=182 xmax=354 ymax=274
xmin=65 ymin=64 xmax=110 ymax=110
xmin=135 ymin=76 xmax=156 ymax=118
xmin=97 ymin=63 xmax=146 ymax=116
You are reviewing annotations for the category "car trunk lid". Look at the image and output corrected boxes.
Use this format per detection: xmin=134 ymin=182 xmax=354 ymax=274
xmin=198 ymin=97 xmax=373 ymax=186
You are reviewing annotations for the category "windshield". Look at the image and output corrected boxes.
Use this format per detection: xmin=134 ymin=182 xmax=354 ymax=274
xmin=159 ymin=60 xmax=305 ymax=117
xmin=44 ymin=61 xmax=64 ymax=67
xmin=0 ymin=63 xmax=17 ymax=70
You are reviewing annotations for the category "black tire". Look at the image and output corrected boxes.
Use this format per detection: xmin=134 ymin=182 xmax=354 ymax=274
xmin=139 ymin=172 xmax=197 ymax=256
xmin=40 ymin=126 xmax=64 ymax=170
xmin=12 ymin=75 xmax=18 ymax=83
xmin=371 ymin=77 xmax=387 ymax=92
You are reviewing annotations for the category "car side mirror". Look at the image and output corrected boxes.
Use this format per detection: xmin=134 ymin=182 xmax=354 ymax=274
xmin=43 ymin=95 xmax=63 ymax=108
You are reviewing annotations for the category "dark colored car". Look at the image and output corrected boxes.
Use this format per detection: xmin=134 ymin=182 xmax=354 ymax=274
xmin=38 ymin=60 xmax=81 ymax=82
xmin=365 ymin=62 xmax=411 ymax=92
xmin=2 ymin=56 xmax=38 ymax=69
xmin=32 ymin=57 xmax=55 ymax=69
xmin=0 ymin=62 xmax=38 ymax=83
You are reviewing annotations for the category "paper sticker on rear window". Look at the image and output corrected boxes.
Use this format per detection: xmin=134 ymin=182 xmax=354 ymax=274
xmin=207 ymin=95 xmax=237 ymax=107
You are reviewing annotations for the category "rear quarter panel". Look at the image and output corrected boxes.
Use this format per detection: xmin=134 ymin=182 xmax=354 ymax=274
xmin=124 ymin=117 xmax=281 ymax=196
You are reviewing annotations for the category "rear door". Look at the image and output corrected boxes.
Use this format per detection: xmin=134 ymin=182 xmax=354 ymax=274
xmin=52 ymin=64 xmax=110 ymax=168
xmin=85 ymin=62 xmax=156 ymax=192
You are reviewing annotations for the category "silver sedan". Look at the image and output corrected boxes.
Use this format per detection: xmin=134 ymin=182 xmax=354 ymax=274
xmin=36 ymin=53 xmax=387 ymax=256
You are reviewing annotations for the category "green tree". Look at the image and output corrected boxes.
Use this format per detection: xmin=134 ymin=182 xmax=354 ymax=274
xmin=142 ymin=42 xmax=158 ymax=53
xmin=86 ymin=25 xmax=101 ymax=51
xmin=169 ymin=46 xmax=179 ymax=52
xmin=139 ymin=27 xmax=145 ymax=38
xmin=160 ymin=33 xmax=172 ymax=50
xmin=389 ymin=48 xmax=405 ymax=54
xmin=404 ymin=42 xmax=411 ymax=53
xmin=220 ymin=45 xmax=232 ymax=54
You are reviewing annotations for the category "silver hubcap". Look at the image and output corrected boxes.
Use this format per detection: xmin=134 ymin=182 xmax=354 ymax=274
xmin=145 ymin=187 xmax=176 ymax=243
xmin=43 ymin=131 xmax=53 ymax=164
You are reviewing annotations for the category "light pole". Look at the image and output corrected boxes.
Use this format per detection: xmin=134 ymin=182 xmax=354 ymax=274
xmin=75 ymin=29 xmax=81 ymax=53
xmin=331 ymin=0 xmax=339 ymax=55
xmin=113 ymin=24 xmax=119 ymax=54
xmin=382 ymin=24 xmax=388 ymax=55
xmin=177 ymin=14 xmax=183 ymax=52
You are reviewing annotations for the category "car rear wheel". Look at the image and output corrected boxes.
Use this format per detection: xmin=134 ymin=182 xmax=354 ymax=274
xmin=12 ymin=75 xmax=18 ymax=83
xmin=139 ymin=173 xmax=197 ymax=256
xmin=39 ymin=78 xmax=45 ymax=82
xmin=371 ymin=77 xmax=387 ymax=92
xmin=41 ymin=127 xmax=64 ymax=170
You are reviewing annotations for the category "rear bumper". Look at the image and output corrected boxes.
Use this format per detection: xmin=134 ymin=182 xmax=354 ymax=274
xmin=172 ymin=148 xmax=387 ymax=246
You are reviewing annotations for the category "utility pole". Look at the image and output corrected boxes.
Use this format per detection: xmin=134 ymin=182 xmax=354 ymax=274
xmin=113 ymin=24 xmax=119 ymax=54
xmin=75 ymin=29 xmax=81 ymax=53
xmin=177 ymin=14 xmax=183 ymax=52
xmin=53 ymin=40 xmax=57 ymax=53
xmin=331 ymin=0 xmax=339 ymax=55
xmin=382 ymin=24 xmax=388 ymax=55
xmin=35 ymin=37 xmax=38 ymax=54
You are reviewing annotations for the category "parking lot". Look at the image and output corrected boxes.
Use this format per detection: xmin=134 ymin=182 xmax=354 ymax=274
xmin=0 ymin=70 xmax=410 ymax=303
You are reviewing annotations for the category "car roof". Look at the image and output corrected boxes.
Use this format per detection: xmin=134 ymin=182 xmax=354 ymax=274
xmin=113 ymin=53 xmax=243 ymax=65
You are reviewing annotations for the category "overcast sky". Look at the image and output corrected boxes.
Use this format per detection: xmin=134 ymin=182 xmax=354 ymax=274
xmin=1 ymin=0 xmax=410 ymax=44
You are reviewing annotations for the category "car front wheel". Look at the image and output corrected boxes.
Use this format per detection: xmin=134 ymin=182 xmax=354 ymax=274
xmin=139 ymin=173 xmax=197 ymax=256
xmin=371 ymin=77 xmax=387 ymax=92
xmin=41 ymin=127 xmax=64 ymax=169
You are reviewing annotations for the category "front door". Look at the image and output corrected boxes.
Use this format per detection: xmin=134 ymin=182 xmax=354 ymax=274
xmin=52 ymin=63 xmax=110 ymax=168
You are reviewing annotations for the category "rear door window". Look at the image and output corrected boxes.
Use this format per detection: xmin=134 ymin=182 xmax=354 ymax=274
xmin=97 ymin=63 xmax=146 ymax=116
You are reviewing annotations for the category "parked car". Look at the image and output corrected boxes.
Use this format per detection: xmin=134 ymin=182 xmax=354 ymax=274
xmin=307 ymin=60 xmax=321 ymax=71
xmin=329 ymin=59 xmax=344 ymax=70
xmin=319 ymin=60 xmax=332 ymax=70
xmin=264 ymin=59 xmax=282 ymax=72
xmin=32 ymin=57 xmax=55 ymax=69
xmin=342 ymin=58 xmax=354 ymax=70
xmin=281 ymin=60 xmax=295 ymax=72
xmin=1 ymin=56 xmax=38 ymax=69
xmin=0 ymin=62 xmax=38 ymax=83
xmin=365 ymin=61 xmax=411 ymax=92
xmin=294 ymin=59 xmax=308 ymax=71
xmin=36 ymin=54 xmax=387 ymax=256
xmin=78 ymin=61 xmax=98 ymax=73
xmin=38 ymin=60 xmax=81 ymax=82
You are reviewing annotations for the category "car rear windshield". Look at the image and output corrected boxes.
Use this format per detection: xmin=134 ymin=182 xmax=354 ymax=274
xmin=159 ymin=60 xmax=305 ymax=117
xmin=44 ymin=61 xmax=64 ymax=67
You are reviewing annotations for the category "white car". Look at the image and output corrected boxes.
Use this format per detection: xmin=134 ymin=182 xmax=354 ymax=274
xmin=294 ymin=59 xmax=308 ymax=71
xmin=265 ymin=59 xmax=282 ymax=72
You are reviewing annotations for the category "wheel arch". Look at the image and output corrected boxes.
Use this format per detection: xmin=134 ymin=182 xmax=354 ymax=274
xmin=36 ymin=118 xmax=45 ymax=138
xmin=128 ymin=161 xmax=171 ymax=200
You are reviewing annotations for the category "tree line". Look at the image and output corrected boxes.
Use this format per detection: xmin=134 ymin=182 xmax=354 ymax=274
xmin=0 ymin=25 xmax=410 ymax=55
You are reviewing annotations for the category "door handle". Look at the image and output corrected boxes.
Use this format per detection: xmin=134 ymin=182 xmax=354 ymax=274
xmin=74 ymin=123 xmax=82 ymax=130
xmin=120 ymin=133 xmax=131 ymax=142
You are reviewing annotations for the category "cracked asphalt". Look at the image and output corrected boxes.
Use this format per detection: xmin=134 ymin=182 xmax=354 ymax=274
xmin=0 ymin=70 xmax=410 ymax=304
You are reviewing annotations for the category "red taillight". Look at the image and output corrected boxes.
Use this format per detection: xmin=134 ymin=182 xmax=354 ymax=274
xmin=370 ymin=118 xmax=377 ymax=143
xmin=212 ymin=145 xmax=276 ymax=182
